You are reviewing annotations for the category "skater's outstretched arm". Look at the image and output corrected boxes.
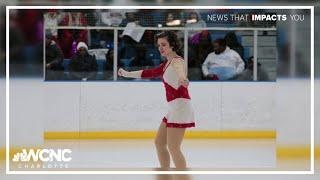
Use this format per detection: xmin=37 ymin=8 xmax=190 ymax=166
xmin=118 ymin=62 xmax=166 ymax=79
xmin=118 ymin=68 xmax=142 ymax=78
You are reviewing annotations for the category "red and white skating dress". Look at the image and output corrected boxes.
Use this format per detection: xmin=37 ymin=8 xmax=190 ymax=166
xmin=138 ymin=57 xmax=196 ymax=128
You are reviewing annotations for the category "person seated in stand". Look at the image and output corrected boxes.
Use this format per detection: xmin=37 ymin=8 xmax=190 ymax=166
xmin=45 ymin=34 xmax=64 ymax=80
xmin=69 ymin=42 xmax=98 ymax=80
xmin=202 ymin=38 xmax=244 ymax=80
xmin=185 ymin=11 xmax=206 ymax=29
xmin=163 ymin=12 xmax=182 ymax=27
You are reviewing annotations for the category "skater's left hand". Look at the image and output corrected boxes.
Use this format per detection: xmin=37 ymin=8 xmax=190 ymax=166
xmin=179 ymin=78 xmax=189 ymax=88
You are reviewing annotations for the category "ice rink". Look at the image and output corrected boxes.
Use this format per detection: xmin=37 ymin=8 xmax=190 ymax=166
xmin=9 ymin=139 xmax=275 ymax=170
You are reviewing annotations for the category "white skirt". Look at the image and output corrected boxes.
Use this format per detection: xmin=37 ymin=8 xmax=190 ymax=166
xmin=162 ymin=98 xmax=195 ymax=128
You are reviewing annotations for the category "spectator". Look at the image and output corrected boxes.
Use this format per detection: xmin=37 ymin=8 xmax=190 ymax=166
xmin=119 ymin=10 xmax=138 ymax=27
xmin=185 ymin=11 xmax=206 ymax=28
xmin=45 ymin=34 xmax=64 ymax=80
xmin=60 ymin=12 xmax=87 ymax=26
xmin=44 ymin=9 xmax=62 ymax=39
xmin=120 ymin=22 xmax=145 ymax=43
xmin=188 ymin=30 xmax=215 ymax=80
xmin=202 ymin=38 xmax=244 ymax=80
xmin=119 ymin=10 xmax=145 ymax=43
xmin=57 ymin=30 xmax=76 ymax=58
xmin=224 ymin=31 xmax=244 ymax=59
xmin=118 ymin=15 xmax=146 ymax=68
xmin=100 ymin=9 xmax=124 ymax=27
xmin=16 ymin=9 xmax=43 ymax=45
xmin=235 ymin=56 xmax=270 ymax=81
xmin=15 ymin=9 xmax=43 ymax=67
xmin=59 ymin=12 xmax=88 ymax=58
xmin=69 ymin=42 xmax=98 ymax=80
xmin=185 ymin=11 xmax=207 ymax=41
xmin=189 ymin=30 xmax=213 ymax=67
xmin=85 ymin=10 xmax=98 ymax=26
xmin=164 ymin=12 xmax=181 ymax=27
xmin=198 ymin=31 xmax=214 ymax=64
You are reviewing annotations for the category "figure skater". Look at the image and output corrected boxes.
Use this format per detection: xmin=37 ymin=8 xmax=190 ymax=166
xmin=118 ymin=31 xmax=195 ymax=170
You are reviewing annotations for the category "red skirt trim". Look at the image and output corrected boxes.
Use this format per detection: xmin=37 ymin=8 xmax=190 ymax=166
xmin=162 ymin=117 xmax=195 ymax=128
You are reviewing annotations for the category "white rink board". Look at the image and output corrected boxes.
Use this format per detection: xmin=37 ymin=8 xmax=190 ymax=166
xmin=221 ymin=83 xmax=275 ymax=130
xmin=1 ymin=78 xmax=316 ymax=147
xmin=44 ymin=81 xmax=275 ymax=131
xmin=44 ymin=82 xmax=81 ymax=132
xmin=9 ymin=79 xmax=44 ymax=146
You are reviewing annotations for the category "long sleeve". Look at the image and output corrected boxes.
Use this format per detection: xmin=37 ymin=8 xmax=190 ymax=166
xmin=47 ymin=44 xmax=64 ymax=67
xmin=234 ymin=52 xmax=245 ymax=74
xmin=140 ymin=62 xmax=165 ymax=79
xmin=202 ymin=54 xmax=212 ymax=76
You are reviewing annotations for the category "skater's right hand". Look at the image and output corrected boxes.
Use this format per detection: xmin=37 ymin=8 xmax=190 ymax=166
xmin=179 ymin=78 xmax=189 ymax=88
xmin=118 ymin=68 xmax=128 ymax=77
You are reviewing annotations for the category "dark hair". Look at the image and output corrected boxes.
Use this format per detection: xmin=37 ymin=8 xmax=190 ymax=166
xmin=189 ymin=12 xmax=199 ymax=21
xmin=213 ymin=38 xmax=227 ymax=47
xmin=155 ymin=31 xmax=182 ymax=53
xmin=224 ymin=32 xmax=239 ymax=47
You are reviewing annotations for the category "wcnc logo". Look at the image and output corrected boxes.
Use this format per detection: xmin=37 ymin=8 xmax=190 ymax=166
xmin=12 ymin=148 xmax=72 ymax=169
